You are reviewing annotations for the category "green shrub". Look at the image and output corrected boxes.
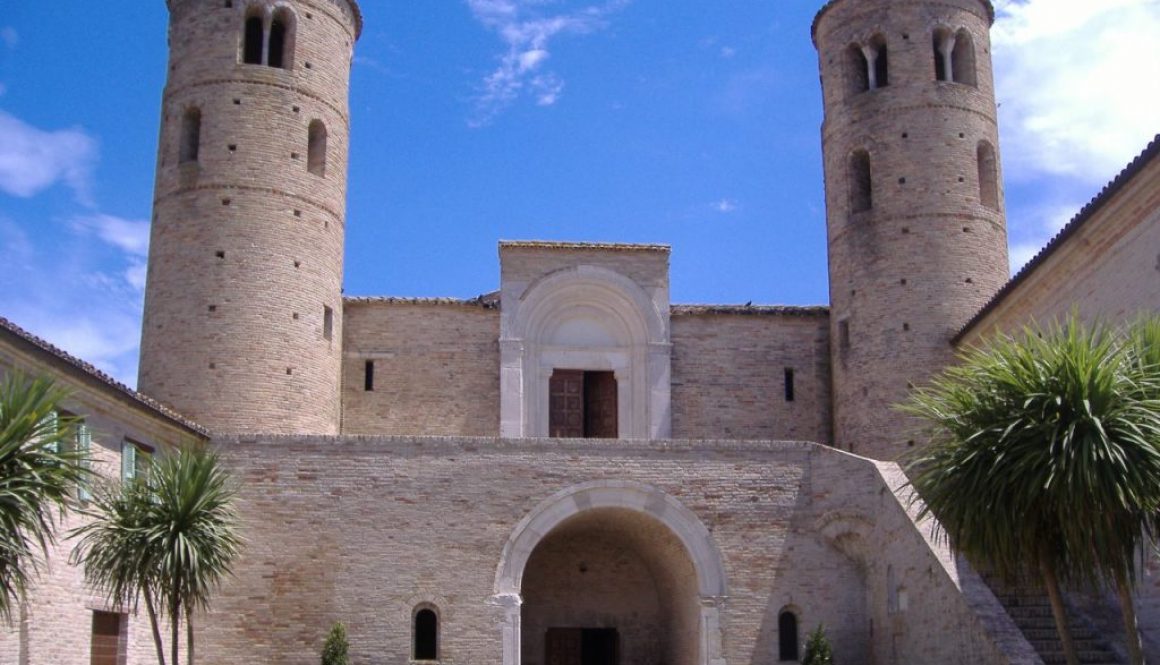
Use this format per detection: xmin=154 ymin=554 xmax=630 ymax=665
xmin=801 ymin=623 xmax=833 ymax=665
xmin=321 ymin=622 xmax=350 ymax=665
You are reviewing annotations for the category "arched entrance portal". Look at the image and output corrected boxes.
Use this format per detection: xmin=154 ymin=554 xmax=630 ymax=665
xmin=494 ymin=481 xmax=728 ymax=665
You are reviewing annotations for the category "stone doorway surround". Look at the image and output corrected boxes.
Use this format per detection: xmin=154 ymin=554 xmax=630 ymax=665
xmin=499 ymin=257 xmax=672 ymax=440
xmin=492 ymin=480 xmax=729 ymax=665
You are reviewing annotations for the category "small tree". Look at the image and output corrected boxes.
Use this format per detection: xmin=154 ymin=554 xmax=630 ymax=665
xmin=0 ymin=372 xmax=89 ymax=621
xmin=321 ymin=622 xmax=350 ymax=665
xmin=801 ymin=624 xmax=833 ymax=665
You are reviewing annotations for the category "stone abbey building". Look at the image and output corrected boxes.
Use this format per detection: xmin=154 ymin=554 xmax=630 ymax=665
xmin=2 ymin=0 xmax=1160 ymax=664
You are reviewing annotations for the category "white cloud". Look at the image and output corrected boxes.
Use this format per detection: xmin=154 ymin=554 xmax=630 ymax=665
xmin=0 ymin=109 xmax=97 ymax=202
xmin=0 ymin=27 xmax=17 ymax=50
xmin=993 ymin=0 xmax=1160 ymax=184
xmin=714 ymin=199 xmax=738 ymax=214
xmin=1007 ymin=201 xmax=1084 ymax=274
xmin=467 ymin=0 xmax=630 ymax=126
xmin=72 ymin=213 xmax=151 ymax=257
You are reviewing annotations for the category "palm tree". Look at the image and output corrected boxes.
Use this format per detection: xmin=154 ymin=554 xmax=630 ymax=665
xmin=73 ymin=444 xmax=242 ymax=665
xmin=0 ymin=372 xmax=89 ymax=621
xmin=903 ymin=316 xmax=1160 ymax=665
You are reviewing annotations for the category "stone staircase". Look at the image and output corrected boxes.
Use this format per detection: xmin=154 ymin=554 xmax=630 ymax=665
xmin=983 ymin=574 xmax=1123 ymax=665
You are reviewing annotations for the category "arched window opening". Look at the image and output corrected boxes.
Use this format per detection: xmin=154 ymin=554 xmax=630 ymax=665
xmin=953 ymin=29 xmax=977 ymax=87
xmin=778 ymin=610 xmax=799 ymax=661
xmin=243 ymin=15 xmax=264 ymax=65
xmin=977 ymin=141 xmax=999 ymax=209
xmin=414 ymin=608 xmax=438 ymax=661
xmin=179 ymin=107 xmax=202 ymax=164
xmin=850 ymin=150 xmax=872 ymax=213
xmin=307 ymin=120 xmax=327 ymax=177
xmin=846 ymin=44 xmax=869 ymax=96
xmin=268 ymin=9 xmax=295 ymax=69
xmin=933 ymin=28 xmax=953 ymax=81
xmin=869 ymin=35 xmax=889 ymax=89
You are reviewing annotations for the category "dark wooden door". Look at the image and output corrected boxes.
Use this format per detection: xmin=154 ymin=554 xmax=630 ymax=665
xmin=584 ymin=372 xmax=618 ymax=438
xmin=550 ymin=370 xmax=585 ymax=438
xmin=91 ymin=612 xmax=121 ymax=665
xmin=546 ymin=628 xmax=583 ymax=665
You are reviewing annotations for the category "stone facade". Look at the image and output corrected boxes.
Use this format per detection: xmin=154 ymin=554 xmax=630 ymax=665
xmin=138 ymin=0 xmax=361 ymax=435
xmin=815 ymin=0 xmax=1010 ymax=461
xmin=3 ymin=0 xmax=1160 ymax=663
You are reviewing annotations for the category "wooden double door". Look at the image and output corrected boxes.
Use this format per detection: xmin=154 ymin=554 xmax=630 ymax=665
xmin=549 ymin=370 xmax=618 ymax=438
xmin=545 ymin=628 xmax=620 ymax=665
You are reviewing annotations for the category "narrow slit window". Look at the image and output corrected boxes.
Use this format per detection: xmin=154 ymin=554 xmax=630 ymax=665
xmin=778 ymin=610 xmax=799 ymax=661
xmin=977 ymin=141 xmax=999 ymax=209
xmin=179 ymin=107 xmax=202 ymax=164
xmin=269 ymin=10 xmax=294 ymax=69
xmin=308 ymin=120 xmax=328 ymax=177
xmin=243 ymin=15 xmax=264 ymax=65
xmin=849 ymin=150 xmax=872 ymax=213
xmin=414 ymin=608 xmax=438 ymax=661
xmin=846 ymin=44 xmax=869 ymax=95
xmin=838 ymin=318 xmax=851 ymax=351
xmin=870 ymin=36 xmax=889 ymax=88
xmin=323 ymin=305 xmax=334 ymax=341
xmin=784 ymin=368 xmax=796 ymax=402
xmin=364 ymin=360 xmax=374 ymax=391
xmin=952 ymin=29 xmax=977 ymax=87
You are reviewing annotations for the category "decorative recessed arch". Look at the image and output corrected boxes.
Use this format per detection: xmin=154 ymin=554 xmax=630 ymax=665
xmin=491 ymin=480 xmax=727 ymax=665
xmin=500 ymin=264 xmax=672 ymax=439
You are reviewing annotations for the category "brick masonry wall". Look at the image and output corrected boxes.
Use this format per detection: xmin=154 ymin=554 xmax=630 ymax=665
xmin=187 ymin=435 xmax=1033 ymax=665
xmin=671 ymin=312 xmax=832 ymax=444
xmin=815 ymin=0 xmax=1010 ymax=462
xmin=0 ymin=344 xmax=204 ymax=665
xmin=340 ymin=301 xmax=501 ymax=436
xmin=138 ymin=0 xmax=359 ymax=435
xmin=961 ymin=157 xmax=1160 ymax=343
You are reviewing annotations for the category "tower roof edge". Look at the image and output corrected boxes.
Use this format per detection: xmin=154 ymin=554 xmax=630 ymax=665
xmin=810 ymin=0 xmax=995 ymax=47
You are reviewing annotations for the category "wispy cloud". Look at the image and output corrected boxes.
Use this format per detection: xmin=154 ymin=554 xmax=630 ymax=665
xmin=0 ymin=109 xmax=97 ymax=203
xmin=992 ymin=0 xmax=1160 ymax=184
xmin=466 ymin=0 xmax=630 ymax=126
xmin=1007 ymin=202 xmax=1082 ymax=274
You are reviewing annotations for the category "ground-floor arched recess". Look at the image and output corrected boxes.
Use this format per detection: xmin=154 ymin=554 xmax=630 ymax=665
xmin=493 ymin=481 xmax=729 ymax=665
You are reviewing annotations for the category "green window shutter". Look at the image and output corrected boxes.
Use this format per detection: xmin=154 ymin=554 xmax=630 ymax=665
xmin=122 ymin=441 xmax=137 ymax=483
xmin=77 ymin=424 xmax=92 ymax=502
xmin=44 ymin=411 xmax=61 ymax=453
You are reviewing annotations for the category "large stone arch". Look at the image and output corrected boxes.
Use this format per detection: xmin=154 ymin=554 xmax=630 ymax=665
xmin=500 ymin=264 xmax=672 ymax=439
xmin=492 ymin=480 xmax=728 ymax=665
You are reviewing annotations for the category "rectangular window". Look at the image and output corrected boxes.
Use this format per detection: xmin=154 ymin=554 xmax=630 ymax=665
xmin=91 ymin=611 xmax=125 ymax=665
xmin=75 ymin=420 xmax=92 ymax=503
xmin=121 ymin=440 xmax=153 ymax=483
xmin=323 ymin=305 xmax=334 ymax=341
xmin=364 ymin=360 xmax=374 ymax=391
xmin=784 ymin=368 xmax=796 ymax=402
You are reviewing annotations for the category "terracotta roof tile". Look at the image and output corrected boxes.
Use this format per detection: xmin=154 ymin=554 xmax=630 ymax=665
xmin=672 ymin=304 xmax=829 ymax=317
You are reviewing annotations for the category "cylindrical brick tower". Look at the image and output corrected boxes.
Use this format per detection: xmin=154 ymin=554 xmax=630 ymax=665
xmin=138 ymin=0 xmax=362 ymax=434
xmin=813 ymin=0 xmax=1009 ymax=460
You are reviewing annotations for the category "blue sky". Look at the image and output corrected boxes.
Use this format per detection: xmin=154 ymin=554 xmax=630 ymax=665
xmin=1 ymin=0 xmax=1157 ymax=386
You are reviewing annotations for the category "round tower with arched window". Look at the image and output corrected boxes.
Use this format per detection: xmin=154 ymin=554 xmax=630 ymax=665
xmin=812 ymin=0 xmax=1009 ymax=460
xmin=138 ymin=0 xmax=362 ymax=434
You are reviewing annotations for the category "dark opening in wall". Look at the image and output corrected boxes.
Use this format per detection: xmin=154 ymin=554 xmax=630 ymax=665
xmin=849 ymin=150 xmax=872 ymax=213
xmin=268 ymin=14 xmax=288 ymax=68
xmin=846 ymin=44 xmax=870 ymax=95
xmin=977 ymin=141 xmax=999 ymax=209
xmin=323 ymin=305 xmax=333 ymax=341
xmin=778 ymin=610 xmax=799 ymax=661
xmin=414 ymin=608 xmax=438 ymax=661
xmin=870 ymin=35 xmax=889 ymax=88
xmin=364 ymin=360 xmax=374 ymax=391
xmin=953 ymin=29 xmax=978 ymax=87
xmin=243 ymin=16 xmax=264 ymax=65
xmin=838 ymin=318 xmax=851 ymax=351
xmin=179 ymin=107 xmax=201 ymax=164
xmin=933 ymin=28 xmax=951 ymax=81
xmin=308 ymin=120 xmax=328 ymax=177
xmin=784 ymin=368 xmax=795 ymax=402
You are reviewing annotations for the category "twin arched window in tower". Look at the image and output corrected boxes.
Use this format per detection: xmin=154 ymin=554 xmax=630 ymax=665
xmin=241 ymin=5 xmax=296 ymax=69
xmin=846 ymin=27 xmax=979 ymax=97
